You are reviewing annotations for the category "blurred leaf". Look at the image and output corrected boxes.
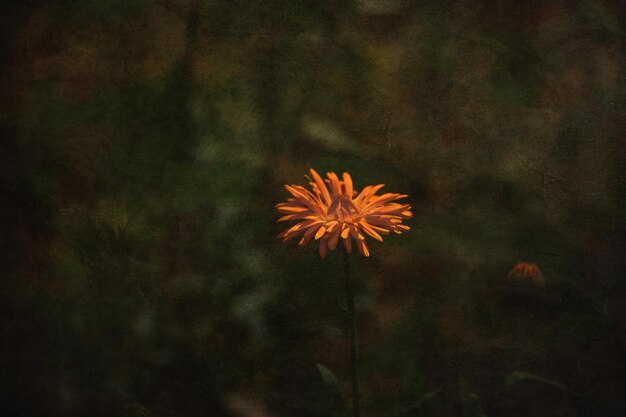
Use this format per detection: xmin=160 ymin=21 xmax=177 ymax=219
xmin=316 ymin=363 xmax=341 ymax=389
xmin=390 ymin=388 xmax=441 ymax=417
xmin=123 ymin=403 xmax=151 ymax=417
xmin=316 ymin=363 xmax=346 ymax=417
xmin=459 ymin=378 xmax=488 ymax=417
xmin=301 ymin=114 xmax=371 ymax=156
xmin=505 ymin=371 xmax=566 ymax=391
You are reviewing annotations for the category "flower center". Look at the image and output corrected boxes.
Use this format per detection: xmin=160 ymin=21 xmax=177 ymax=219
xmin=327 ymin=194 xmax=360 ymax=222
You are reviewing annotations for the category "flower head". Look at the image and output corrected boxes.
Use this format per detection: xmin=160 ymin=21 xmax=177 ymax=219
xmin=507 ymin=261 xmax=545 ymax=287
xmin=276 ymin=169 xmax=413 ymax=258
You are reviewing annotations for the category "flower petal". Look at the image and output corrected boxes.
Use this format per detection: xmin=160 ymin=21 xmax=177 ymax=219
xmin=319 ymin=238 xmax=328 ymax=258
xmin=327 ymin=196 xmax=341 ymax=215
xmin=310 ymin=168 xmax=331 ymax=205
xmin=328 ymin=226 xmax=342 ymax=250
xmin=369 ymin=224 xmax=390 ymax=235
xmin=314 ymin=225 xmax=327 ymax=240
xmin=299 ymin=233 xmax=314 ymax=246
xmin=395 ymin=224 xmax=410 ymax=232
xmin=280 ymin=223 xmax=305 ymax=241
xmin=325 ymin=220 xmax=339 ymax=233
xmin=277 ymin=214 xmax=317 ymax=222
xmin=359 ymin=220 xmax=384 ymax=242
xmin=343 ymin=235 xmax=352 ymax=253
xmin=356 ymin=184 xmax=385 ymax=204
xmin=366 ymin=193 xmax=408 ymax=207
xmin=342 ymin=172 xmax=353 ymax=197
xmin=303 ymin=221 xmax=325 ymax=239
xmin=285 ymin=185 xmax=324 ymax=216
xmin=276 ymin=205 xmax=309 ymax=214
xmin=356 ymin=238 xmax=370 ymax=257
xmin=373 ymin=203 xmax=411 ymax=215
xmin=327 ymin=172 xmax=342 ymax=195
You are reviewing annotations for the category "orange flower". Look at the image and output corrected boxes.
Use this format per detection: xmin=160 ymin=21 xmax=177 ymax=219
xmin=276 ymin=169 xmax=413 ymax=258
xmin=507 ymin=261 xmax=545 ymax=287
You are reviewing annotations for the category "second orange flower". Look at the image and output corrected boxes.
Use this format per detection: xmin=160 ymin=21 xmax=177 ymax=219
xmin=277 ymin=169 xmax=413 ymax=258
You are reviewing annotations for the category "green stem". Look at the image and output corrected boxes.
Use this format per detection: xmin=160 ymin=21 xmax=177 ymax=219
xmin=343 ymin=251 xmax=361 ymax=417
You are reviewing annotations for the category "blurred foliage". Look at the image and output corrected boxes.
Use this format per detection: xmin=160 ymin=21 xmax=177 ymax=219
xmin=1 ymin=0 xmax=624 ymax=416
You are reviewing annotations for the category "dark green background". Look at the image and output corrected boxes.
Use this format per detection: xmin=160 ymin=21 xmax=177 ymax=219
xmin=1 ymin=1 xmax=624 ymax=416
